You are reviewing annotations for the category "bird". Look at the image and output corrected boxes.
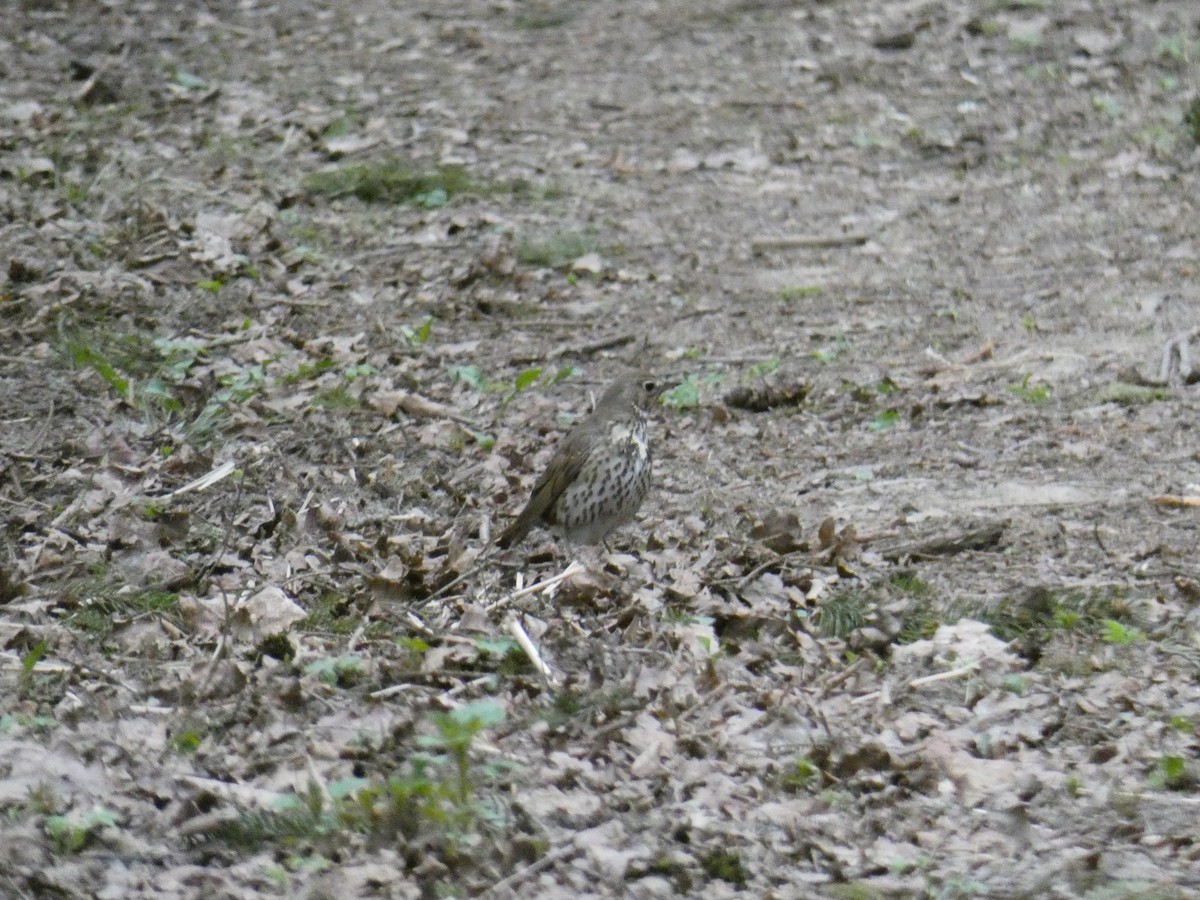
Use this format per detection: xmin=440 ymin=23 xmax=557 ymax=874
xmin=496 ymin=373 xmax=664 ymax=549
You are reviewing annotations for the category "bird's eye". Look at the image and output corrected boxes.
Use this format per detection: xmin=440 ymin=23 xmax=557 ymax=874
xmin=642 ymin=380 xmax=658 ymax=394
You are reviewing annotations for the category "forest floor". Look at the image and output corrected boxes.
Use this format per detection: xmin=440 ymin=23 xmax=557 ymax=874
xmin=2 ymin=1 xmax=1200 ymax=897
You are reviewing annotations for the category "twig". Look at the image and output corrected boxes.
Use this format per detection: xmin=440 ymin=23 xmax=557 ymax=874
xmin=506 ymin=615 xmax=557 ymax=684
xmin=165 ymin=459 xmax=237 ymax=497
xmin=484 ymin=843 xmax=579 ymax=897
xmin=483 ymin=562 xmax=586 ymax=612
xmin=850 ymin=659 xmax=982 ymax=705
xmin=752 ymin=233 xmax=869 ymax=253
xmin=1152 ymin=494 xmax=1200 ymax=509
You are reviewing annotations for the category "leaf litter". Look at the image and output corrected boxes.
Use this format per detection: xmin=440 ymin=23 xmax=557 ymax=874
xmin=2 ymin=0 xmax=1200 ymax=896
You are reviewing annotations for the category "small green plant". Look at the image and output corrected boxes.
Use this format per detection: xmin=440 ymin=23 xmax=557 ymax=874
xmin=812 ymin=336 xmax=851 ymax=364
xmin=661 ymin=376 xmax=700 ymax=410
xmin=1065 ymin=775 xmax=1082 ymax=798
xmin=515 ymin=230 xmax=596 ymax=268
xmin=1002 ymin=674 xmax=1027 ymax=695
xmin=1009 ymin=373 xmax=1050 ymax=404
xmin=701 ymin=850 xmax=748 ymax=886
xmin=779 ymin=285 xmax=822 ymax=301
xmin=304 ymin=654 xmax=364 ymax=687
xmin=418 ymin=700 xmax=507 ymax=805
xmin=64 ymin=583 xmax=183 ymax=639
xmin=310 ymin=385 xmax=359 ymax=410
xmin=342 ymin=363 xmax=378 ymax=380
xmin=0 ymin=713 xmax=56 ymax=734
xmin=18 ymin=641 xmax=47 ymax=695
xmin=868 ymin=409 xmax=900 ymax=432
xmin=1100 ymin=619 xmax=1142 ymax=645
xmin=302 ymin=162 xmax=476 ymax=206
xmin=400 ymin=316 xmax=433 ymax=346
xmin=495 ymin=367 xmax=544 ymax=419
xmin=889 ymin=571 xmax=931 ymax=597
xmin=398 ymin=636 xmax=430 ymax=657
xmin=449 ymin=364 xmax=488 ymax=390
xmin=45 ymin=807 xmax=121 ymax=853
xmin=1156 ymin=34 xmax=1195 ymax=67
xmin=897 ymin=600 xmax=942 ymax=644
xmin=1148 ymin=755 xmax=1193 ymax=791
xmin=1169 ymin=715 xmax=1194 ymax=734
xmin=169 ymin=728 xmax=204 ymax=754
xmin=814 ymin=591 xmax=869 ymax=639
xmin=780 ymin=757 xmax=821 ymax=792
xmin=745 ymin=357 xmax=780 ymax=381
xmin=1054 ymin=608 xmax=1081 ymax=629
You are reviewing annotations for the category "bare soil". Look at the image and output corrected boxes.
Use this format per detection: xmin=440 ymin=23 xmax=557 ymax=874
xmin=3 ymin=0 xmax=1200 ymax=897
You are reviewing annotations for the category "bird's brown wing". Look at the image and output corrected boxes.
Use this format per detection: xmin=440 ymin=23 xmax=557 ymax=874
xmin=496 ymin=427 xmax=593 ymax=548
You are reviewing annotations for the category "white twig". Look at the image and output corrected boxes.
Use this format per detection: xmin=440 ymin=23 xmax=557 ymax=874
xmin=507 ymin=615 xmax=556 ymax=684
xmin=167 ymin=459 xmax=237 ymax=497
xmin=850 ymin=659 xmax=982 ymax=705
xmin=484 ymin=562 xmax=585 ymax=612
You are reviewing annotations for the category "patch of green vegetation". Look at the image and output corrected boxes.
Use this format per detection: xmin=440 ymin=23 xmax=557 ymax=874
xmin=1148 ymin=755 xmax=1195 ymax=791
xmin=515 ymin=230 xmax=597 ymax=268
xmin=814 ymin=591 xmax=869 ymax=639
xmin=779 ymin=756 xmax=821 ymax=792
xmin=62 ymin=579 xmax=184 ymax=640
xmin=812 ymin=336 xmax=851 ymax=364
xmin=701 ymin=850 xmax=748 ymax=886
xmin=284 ymin=358 xmax=337 ymax=383
xmin=1093 ymin=381 xmax=1171 ymax=406
xmin=1156 ymin=34 xmax=1197 ymax=68
xmin=1169 ymin=715 xmax=1194 ymax=734
xmin=1009 ymin=373 xmax=1050 ymax=404
xmin=535 ymin=686 xmax=641 ymax=733
xmin=467 ymin=635 xmax=539 ymax=675
xmin=45 ymin=807 xmax=121 ymax=853
xmin=779 ymin=285 xmax=822 ymax=301
xmin=398 ymin=636 xmax=430 ymax=658
xmin=896 ymin=599 xmax=942 ymax=644
xmin=1001 ymin=674 xmax=1026 ymax=695
xmin=1065 ymin=775 xmax=1082 ymax=798
xmin=889 ymin=571 xmax=932 ymax=597
xmin=169 ymin=727 xmax=204 ymax=754
xmin=745 ymin=356 xmax=780 ymax=381
xmin=310 ymin=385 xmax=360 ymax=410
xmin=984 ymin=587 xmax=1146 ymax=669
xmin=0 ymin=713 xmax=56 ymax=734
xmin=303 ymin=161 xmax=482 ymax=207
xmin=209 ymin=700 xmax=512 ymax=862
xmin=661 ymin=376 xmax=700 ymax=410
xmin=868 ymin=409 xmax=900 ymax=432
xmin=299 ymin=594 xmax=361 ymax=635
xmin=18 ymin=640 xmax=47 ymax=696
xmin=1100 ymin=618 xmax=1142 ymax=645
xmin=399 ymin=316 xmax=433 ymax=347
xmin=304 ymin=654 xmax=364 ymax=688
xmin=55 ymin=322 xmax=271 ymax=442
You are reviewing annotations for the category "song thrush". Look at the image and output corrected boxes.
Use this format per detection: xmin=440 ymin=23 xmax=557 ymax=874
xmin=496 ymin=374 xmax=663 ymax=549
